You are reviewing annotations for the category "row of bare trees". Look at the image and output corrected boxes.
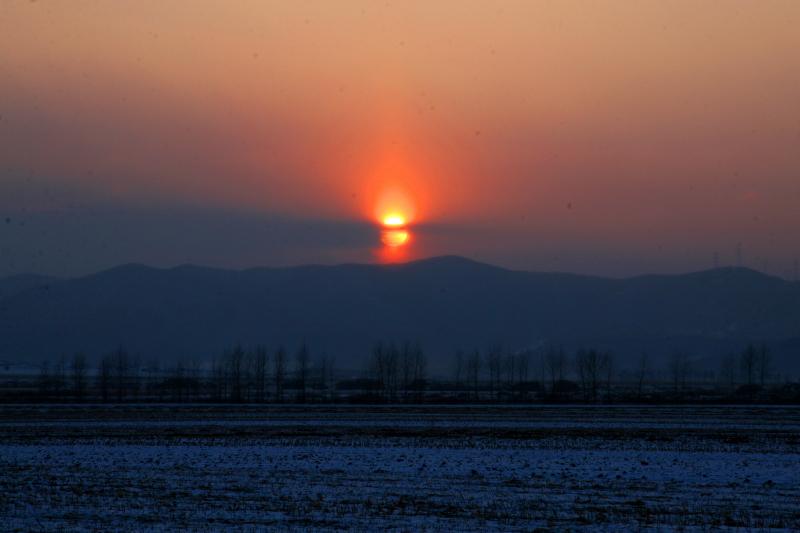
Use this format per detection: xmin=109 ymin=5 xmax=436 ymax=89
xmin=38 ymin=352 xmax=89 ymax=401
xmin=453 ymin=347 xmax=537 ymax=400
xmin=663 ymin=343 xmax=773 ymax=395
xmin=450 ymin=343 xmax=781 ymax=402
xmin=33 ymin=344 xmax=335 ymax=403
xmin=16 ymin=341 xmax=794 ymax=404
xmin=368 ymin=341 xmax=427 ymax=402
xmin=450 ymin=347 xmax=610 ymax=401
xmin=208 ymin=343 xmax=335 ymax=403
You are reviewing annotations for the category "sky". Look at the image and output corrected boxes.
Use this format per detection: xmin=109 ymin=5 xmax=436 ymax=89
xmin=1 ymin=0 xmax=799 ymax=278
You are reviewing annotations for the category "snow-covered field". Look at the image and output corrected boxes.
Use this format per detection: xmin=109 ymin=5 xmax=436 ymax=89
xmin=1 ymin=405 xmax=799 ymax=531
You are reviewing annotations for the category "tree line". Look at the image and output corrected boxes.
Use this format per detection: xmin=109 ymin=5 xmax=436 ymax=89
xmin=3 ymin=341 xmax=798 ymax=404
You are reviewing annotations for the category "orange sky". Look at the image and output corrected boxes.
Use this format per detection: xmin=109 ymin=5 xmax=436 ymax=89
xmin=1 ymin=1 xmax=799 ymax=276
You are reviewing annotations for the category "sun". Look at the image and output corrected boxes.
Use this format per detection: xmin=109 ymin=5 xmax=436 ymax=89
xmin=379 ymin=211 xmax=410 ymax=248
xmin=372 ymin=186 xmax=415 ymax=252
xmin=382 ymin=213 xmax=407 ymax=228
xmin=373 ymin=186 xmax=415 ymax=227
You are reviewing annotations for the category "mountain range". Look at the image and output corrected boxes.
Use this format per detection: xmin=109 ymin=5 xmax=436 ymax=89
xmin=1 ymin=256 xmax=798 ymax=374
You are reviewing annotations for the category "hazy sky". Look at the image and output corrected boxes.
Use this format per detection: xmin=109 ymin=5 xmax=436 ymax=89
xmin=1 ymin=1 xmax=799 ymax=278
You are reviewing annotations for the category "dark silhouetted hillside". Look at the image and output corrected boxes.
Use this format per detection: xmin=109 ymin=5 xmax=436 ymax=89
xmin=0 ymin=256 xmax=798 ymax=372
xmin=0 ymin=274 xmax=58 ymax=300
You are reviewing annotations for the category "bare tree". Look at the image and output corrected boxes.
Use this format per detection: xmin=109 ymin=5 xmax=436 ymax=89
xmin=576 ymin=349 xmax=609 ymax=402
xmin=145 ymin=357 xmax=161 ymax=401
xmin=453 ymin=350 xmax=465 ymax=390
xmin=187 ymin=359 xmax=202 ymax=403
xmin=228 ymin=345 xmax=245 ymax=403
xmin=253 ymin=346 xmax=268 ymax=403
xmin=604 ymin=352 xmax=614 ymax=400
xmin=504 ymin=351 xmax=516 ymax=390
xmin=668 ymin=352 xmax=691 ymax=395
xmin=326 ymin=355 xmax=336 ymax=402
xmin=502 ymin=351 xmax=518 ymax=400
xmin=757 ymin=343 xmax=771 ymax=387
xmin=113 ymin=347 xmax=129 ymax=403
xmin=295 ymin=344 xmax=310 ymax=403
xmin=467 ymin=350 xmax=481 ymax=400
xmin=719 ymin=352 xmax=737 ymax=392
xmin=317 ymin=353 xmax=333 ymax=402
xmin=327 ymin=355 xmax=338 ymax=402
xmin=129 ymin=353 xmax=142 ymax=402
xmin=38 ymin=360 xmax=51 ymax=400
xmin=401 ymin=341 xmax=414 ymax=402
xmin=369 ymin=341 xmax=400 ymax=401
xmin=52 ymin=355 xmax=67 ymax=401
xmin=370 ymin=341 xmax=387 ymax=399
xmin=170 ymin=361 xmax=186 ymax=402
xmin=97 ymin=355 xmax=112 ymax=403
xmin=487 ymin=346 xmax=503 ymax=400
xmin=411 ymin=342 xmax=427 ymax=402
xmin=210 ymin=356 xmax=226 ymax=402
xmin=740 ymin=344 xmax=758 ymax=386
xmin=274 ymin=345 xmax=286 ymax=403
xmin=513 ymin=350 xmax=532 ymax=401
xmin=386 ymin=343 xmax=399 ymax=402
xmin=71 ymin=352 xmax=88 ymax=402
xmin=544 ymin=346 xmax=566 ymax=393
xmin=635 ymin=352 xmax=649 ymax=398
xmin=516 ymin=350 xmax=530 ymax=384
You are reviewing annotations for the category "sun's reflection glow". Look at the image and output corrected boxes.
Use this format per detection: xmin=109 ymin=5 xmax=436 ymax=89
xmin=376 ymin=221 xmax=413 ymax=264
xmin=381 ymin=228 xmax=410 ymax=247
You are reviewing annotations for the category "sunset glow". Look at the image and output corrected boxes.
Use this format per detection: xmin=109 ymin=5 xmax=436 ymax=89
xmin=1 ymin=2 xmax=799 ymax=277
xmin=373 ymin=193 xmax=415 ymax=225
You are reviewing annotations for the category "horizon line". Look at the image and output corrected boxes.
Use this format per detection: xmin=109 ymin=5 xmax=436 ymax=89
xmin=2 ymin=254 xmax=794 ymax=284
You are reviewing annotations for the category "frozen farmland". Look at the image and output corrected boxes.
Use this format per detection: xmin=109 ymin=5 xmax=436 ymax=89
xmin=1 ymin=405 xmax=799 ymax=530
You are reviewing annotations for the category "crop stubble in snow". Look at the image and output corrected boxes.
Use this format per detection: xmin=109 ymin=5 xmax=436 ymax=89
xmin=1 ymin=405 xmax=799 ymax=530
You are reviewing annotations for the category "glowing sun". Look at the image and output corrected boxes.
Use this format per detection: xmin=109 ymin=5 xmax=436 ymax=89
xmin=382 ymin=214 xmax=407 ymax=228
xmin=373 ymin=187 xmax=415 ymax=250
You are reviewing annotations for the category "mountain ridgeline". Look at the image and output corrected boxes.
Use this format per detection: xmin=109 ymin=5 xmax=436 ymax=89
xmin=1 ymin=256 xmax=798 ymax=372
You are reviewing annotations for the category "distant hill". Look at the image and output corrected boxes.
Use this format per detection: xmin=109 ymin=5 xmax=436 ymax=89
xmin=0 ymin=256 xmax=798 ymax=374
xmin=0 ymin=273 xmax=57 ymax=301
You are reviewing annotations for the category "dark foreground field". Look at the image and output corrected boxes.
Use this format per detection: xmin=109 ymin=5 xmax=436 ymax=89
xmin=1 ymin=405 xmax=799 ymax=531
